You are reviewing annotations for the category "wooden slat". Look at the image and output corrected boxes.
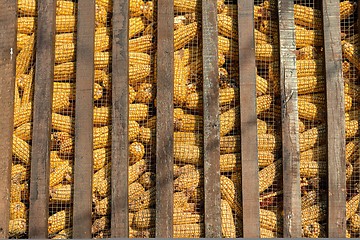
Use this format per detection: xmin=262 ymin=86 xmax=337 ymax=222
xmin=237 ymin=0 xmax=260 ymax=237
xmin=111 ymin=0 xmax=129 ymax=237
xmin=156 ymin=0 xmax=174 ymax=237
xmin=28 ymin=1 xmax=56 ymax=238
xmin=202 ymin=0 xmax=221 ymax=238
xmin=277 ymin=0 xmax=301 ymax=237
xmin=0 ymin=1 xmax=17 ymax=238
xmin=73 ymin=0 xmax=95 ymax=238
xmin=322 ymin=0 xmax=346 ymax=237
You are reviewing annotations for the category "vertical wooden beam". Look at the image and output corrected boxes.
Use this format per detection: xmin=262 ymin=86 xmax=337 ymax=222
xmin=322 ymin=0 xmax=346 ymax=237
xmin=156 ymin=0 xmax=174 ymax=237
xmin=277 ymin=0 xmax=302 ymax=237
xmin=237 ymin=0 xmax=260 ymax=237
xmin=202 ymin=0 xmax=221 ymax=238
xmin=73 ymin=0 xmax=95 ymax=238
xmin=111 ymin=0 xmax=129 ymax=237
xmin=0 ymin=1 xmax=17 ymax=238
xmin=28 ymin=0 xmax=56 ymax=238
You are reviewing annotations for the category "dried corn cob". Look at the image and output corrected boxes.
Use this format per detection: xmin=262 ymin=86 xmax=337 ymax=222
xmin=300 ymin=161 xmax=326 ymax=178
xmin=56 ymin=0 xmax=76 ymax=15
xmin=342 ymin=41 xmax=360 ymax=71
xmin=16 ymin=34 xmax=35 ymax=77
xmin=13 ymin=134 xmax=31 ymax=165
xmin=220 ymin=175 xmax=241 ymax=215
xmin=94 ymin=197 xmax=110 ymax=216
xmin=340 ymin=1 xmax=356 ymax=20
xmin=218 ymin=14 xmax=237 ymax=39
xmin=129 ymin=182 xmax=145 ymax=203
xmin=92 ymin=217 xmax=109 ymax=234
xmin=53 ymin=82 xmax=103 ymax=101
xmin=129 ymin=142 xmax=145 ymax=164
xmin=174 ymin=168 xmax=202 ymax=191
xmin=298 ymin=99 xmax=326 ymax=121
xmin=94 ymin=178 xmax=110 ymax=197
xmin=129 ymin=64 xmax=152 ymax=85
xmin=51 ymin=228 xmax=72 ymax=239
xmin=301 ymin=202 xmax=327 ymax=226
xmin=129 ymin=187 xmax=156 ymax=212
xmin=55 ymin=43 xmax=75 ymax=64
xmin=138 ymin=172 xmax=155 ymax=189
xmin=296 ymin=46 xmax=318 ymax=60
xmin=173 ymin=223 xmax=204 ymax=238
xmin=130 ymin=52 xmax=152 ymax=66
xmin=9 ymin=219 xmax=27 ymax=237
xmin=260 ymin=228 xmax=275 ymax=238
xmin=56 ymin=15 xmax=77 ymax=33
xmin=257 ymin=95 xmax=272 ymax=115
xmin=219 ymin=153 xmax=240 ymax=172
xmin=256 ymin=43 xmax=279 ymax=62
xmin=300 ymin=145 xmax=326 ymax=162
xmin=270 ymin=60 xmax=323 ymax=80
xmin=129 ymin=17 xmax=146 ymax=38
xmin=174 ymin=143 xmax=202 ymax=165
xmin=303 ymin=222 xmax=321 ymax=238
xmin=135 ymin=83 xmax=155 ymax=103
xmin=48 ymin=210 xmax=68 ymax=235
xmin=130 ymin=0 xmax=144 ymax=17
xmin=14 ymin=122 xmax=32 ymax=142
xmin=297 ymin=76 xmax=325 ymax=95
xmin=17 ymin=0 xmax=36 ymax=16
xmin=173 ymin=58 xmax=189 ymax=105
xmin=129 ymin=159 xmax=147 ymax=184
xmin=259 ymin=159 xmax=282 ymax=193
xmin=50 ymin=184 xmax=71 ymax=202
xmin=174 ymin=0 xmax=224 ymax=13
xmin=51 ymin=93 xmax=72 ymax=113
xmin=95 ymin=4 xmax=108 ymax=27
xmin=301 ymin=190 xmax=318 ymax=209
xmin=17 ymin=33 xmax=32 ymax=51
xmin=350 ymin=214 xmax=360 ymax=233
xmin=258 ymin=151 xmax=276 ymax=167
xmin=10 ymin=202 xmax=27 ymax=220
xmin=346 ymin=194 xmax=360 ymax=220
xmin=295 ymin=26 xmax=323 ymax=48
xmin=299 ymin=124 xmax=326 ymax=152
xmin=129 ymin=35 xmax=154 ymax=53
xmin=54 ymin=62 xmax=75 ymax=80
xmin=255 ymin=29 xmax=274 ymax=44
xmin=174 ymin=22 xmax=199 ymax=51
xmin=11 ymin=164 xmax=27 ymax=184
xmin=221 ymin=199 xmax=236 ymax=238
xmin=294 ymin=4 xmax=322 ymax=29
xmin=260 ymin=208 xmax=278 ymax=231
xmin=52 ymin=113 xmax=74 ymax=134
xmin=142 ymin=1 xmax=154 ymax=21
xmin=49 ymin=161 xmax=71 ymax=187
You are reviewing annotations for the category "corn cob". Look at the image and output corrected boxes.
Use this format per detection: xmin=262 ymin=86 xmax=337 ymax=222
xmin=258 ymin=151 xmax=276 ymax=167
xmin=217 ymin=14 xmax=237 ymax=39
xmin=303 ymin=222 xmax=321 ymax=238
xmin=271 ymin=60 xmax=324 ymax=80
xmin=129 ymin=142 xmax=145 ymax=164
xmin=129 ymin=17 xmax=146 ymax=38
xmin=17 ymin=33 xmax=32 ymax=51
xmin=129 ymin=35 xmax=154 ymax=53
xmin=345 ymin=34 xmax=358 ymax=45
xmin=301 ymin=190 xmax=318 ymax=209
xmin=129 ymin=159 xmax=148 ymax=184
xmin=257 ymin=95 xmax=272 ymax=115
xmin=95 ymin=4 xmax=108 ymax=27
xmin=9 ymin=219 xmax=27 ymax=237
xmin=13 ymin=134 xmax=31 ymax=165
xmin=221 ymin=199 xmax=236 ymax=238
xmin=55 ymin=43 xmax=75 ymax=64
xmin=129 ymin=64 xmax=152 ymax=85
xmin=17 ymin=17 xmax=36 ymax=34
xmin=301 ymin=202 xmax=327 ymax=226
xmin=346 ymin=139 xmax=359 ymax=163
xmin=138 ymin=172 xmax=155 ymax=189
xmin=94 ymin=51 xmax=111 ymax=69
xmin=129 ymin=187 xmax=156 ymax=212
xmin=260 ymin=228 xmax=275 ymax=238
xmin=52 ymin=113 xmax=74 ymax=134
xmin=295 ymin=26 xmax=323 ymax=48
xmin=219 ymin=153 xmax=240 ymax=172
xmin=259 ymin=159 xmax=281 ymax=193
xmin=344 ymin=80 xmax=360 ymax=101
xmin=10 ymin=202 xmax=27 ymax=220
xmin=173 ymin=59 xmax=189 ymax=105
xmin=142 ymin=1 xmax=154 ymax=21
xmin=174 ymin=168 xmax=202 ymax=191
xmin=298 ymin=99 xmax=326 ymax=121
xmin=342 ymin=41 xmax=360 ymax=71
xmin=96 ymin=0 xmax=112 ymax=12
xmin=294 ymin=4 xmax=322 ymax=29
xmin=174 ymin=22 xmax=199 ymax=51
xmin=220 ymin=175 xmax=241 ymax=215
xmin=94 ymin=197 xmax=110 ymax=216
xmin=346 ymin=194 xmax=360 ymax=220
xmin=299 ymin=124 xmax=326 ymax=152
xmin=14 ymin=122 xmax=32 ymax=142
xmin=51 ymin=228 xmax=72 ymax=239
xmin=297 ymin=76 xmax=325 ymax=95
xmin=49 ymin=161 xmax=71 ymax=187
xmin=48 ymin=210 xmax=68 ymax=235
xmin=51 ymin=93 xmax=72 ymax=113
xmin=340 ymin=1 xmax=356 ymax=20
xmin=256 ymin=43 xmax=279 ymax=62
xmin=11 ymin=164 xmax=27 ymax=185
xmin=350 ymin=214 xmax=360 ymax=233
xmin=94 ymin=178 xmax=110 ymax=197
xmin=300 ymin=145 xmax=326 ymax=162
xmin=92 ymin=217 xmax=109 ymax=234
xmin=296 ymin=46 xmax=318 ymax=60
xmin=174 ymin=0 xmax=225 ymax=13
xmin=174 ymin=143 xmax=202 ymax=165
xmin=259 ymin=208 xmax=278 ymax=231
xmin=50 ymin=184 xmax=71 ymax=202
xmin=54 ymin=62 xmax=76 ymax=80
xmin=56 ymin=1 xmax=77 ymax=16
xmin=135 ymin=83 xmax=155 ymax=104
xmin=173 ymin=224 xmax=204 ymax=238
xmin=255 ymin=29 xmax=274 ymax=44
xmin=17 ymin=0 xmax=36 ymax=16
xmin=16 ymin=34 xmax=35 ymax=77
xmin=53 ymin=82 xmax=103 ymax=101
xmin=56 ymin=15 xmax=77 ymax=33
xmin=130 ymin=52 xmax=152 ymax=66
xmin=300 ymin=161 xmax=326 ymax=178
xmin=129 ymin=182 xmax=145 ymax=203
xmin=259 ymin=19 xmax=278 ymax=36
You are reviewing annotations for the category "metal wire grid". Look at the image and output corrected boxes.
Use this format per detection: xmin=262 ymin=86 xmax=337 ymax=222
xmin=340 ymin=0 xmax=360 ymax=237
xmin=293 ymin=0 xmax=328 ymax=237
xmin=254 ymin=0 xmax=282 ymax=238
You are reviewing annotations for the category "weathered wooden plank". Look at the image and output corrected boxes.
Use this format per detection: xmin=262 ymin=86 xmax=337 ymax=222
xmin=237 ymin=0 xmax=260 ymax=237
xmin=0 ymin=1 xmax=17 ymax=238
xmin=156 ymin=0 xmax=174 ymax=237
xmin=28 ymin=0 xmax=56 ymax=238
xmin=73 ymin=0 xmax=95 ymax=238
xmin=202 ymin=0 xmax=221 ymax=238
xmin=111 ymin=0 xmax=129 ymax=237
xmin=322 ymin=0 xmax=346 ymax=237
xmin=278 ymin=0 xmax=302 ymax=237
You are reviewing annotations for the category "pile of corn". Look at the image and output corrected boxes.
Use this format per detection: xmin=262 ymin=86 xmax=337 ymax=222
xmin=8 ymin=0 xmax=360 ymax=238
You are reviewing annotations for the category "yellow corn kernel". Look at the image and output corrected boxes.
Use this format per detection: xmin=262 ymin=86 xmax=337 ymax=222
xmin=48 ymin=210 xmax=68 ymax=235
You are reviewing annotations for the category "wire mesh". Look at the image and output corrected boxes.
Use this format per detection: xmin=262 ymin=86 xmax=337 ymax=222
xmin=254 ymin=0 xmax=282 ymax=238
xmin=127 ymin=0 xmax=157 ymax=237
xmin=91 ymin=0 xmax=113 ymax=238
xmin=9 ymin=0 xmax=38 ymax=238
xmin=293 ymin=0 xmax=328 ymax=237
xmin=340 ymin=0 xmax=360 ymax=238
